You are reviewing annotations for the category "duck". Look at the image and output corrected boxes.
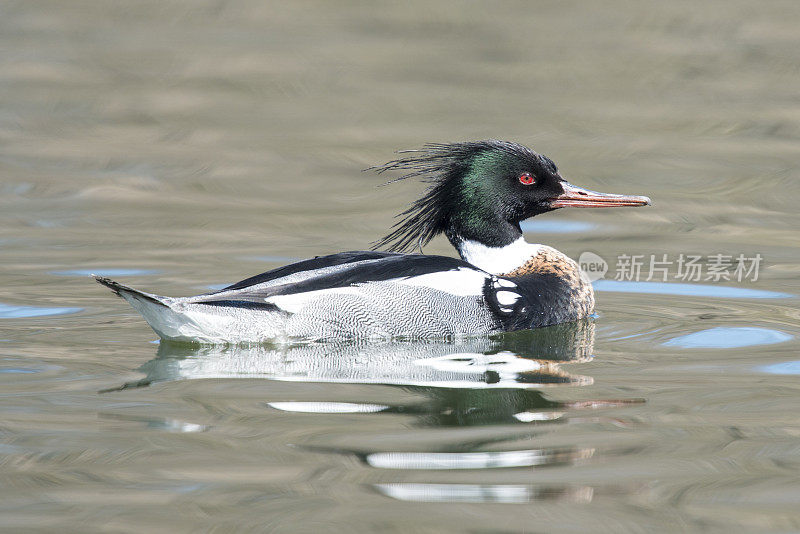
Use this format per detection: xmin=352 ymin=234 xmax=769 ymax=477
xmin=95 ymin=140 xmax=650 ymax=343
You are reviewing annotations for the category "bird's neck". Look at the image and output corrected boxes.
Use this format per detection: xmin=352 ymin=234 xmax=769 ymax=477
xmin=445 ymin=214 xmax=535 ymax=275
xmin=453 ymin=235 xmax=543 ymax=275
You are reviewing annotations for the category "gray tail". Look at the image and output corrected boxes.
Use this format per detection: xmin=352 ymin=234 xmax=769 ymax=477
xmin=94 ymin=275 xmax=188 ymax=340
xmin=93 ymin=276 xmax=166 ymax=306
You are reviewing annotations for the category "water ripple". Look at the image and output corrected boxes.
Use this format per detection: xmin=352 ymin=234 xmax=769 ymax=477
xmin=521 ymin=220 xmax=597 ymax=234
xmin=759 ymin=361 xmax=800 ymax=375
xmin=0 ymin=303 xmax=82 ymax=319
xmin=50 ymin=268 xmax=158 ymax=277
xmin=663 ymin=327 xmax=793 ymax=349
xmin=268 ymin=402 xmax=390 ymax=414
xmin=365 ymin=447 xmax=594 ymax=470
xmin=594 ymin=280 xmax=792 ymax=299
xmin=375 ymin=483 xmax=595 ymax=503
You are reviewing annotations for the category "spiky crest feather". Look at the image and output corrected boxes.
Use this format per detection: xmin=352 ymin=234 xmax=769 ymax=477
xmin=371 ymin=140 xmax=541 ymax=252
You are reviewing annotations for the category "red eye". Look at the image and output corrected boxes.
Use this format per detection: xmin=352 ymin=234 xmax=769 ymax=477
xmin=519 ymin=173 xmax=535 ymax=185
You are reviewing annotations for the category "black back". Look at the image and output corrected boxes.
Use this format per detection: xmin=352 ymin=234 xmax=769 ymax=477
xmin=197 ymin=251 xmax=483 ymax=305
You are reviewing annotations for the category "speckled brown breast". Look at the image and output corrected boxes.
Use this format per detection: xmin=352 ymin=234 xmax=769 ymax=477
xmin=500 ymin=246 xmax=594 ymax=327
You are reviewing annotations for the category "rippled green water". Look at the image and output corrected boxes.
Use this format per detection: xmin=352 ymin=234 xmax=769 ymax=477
xmin=2 ymin=1 xmax=800 ymax=532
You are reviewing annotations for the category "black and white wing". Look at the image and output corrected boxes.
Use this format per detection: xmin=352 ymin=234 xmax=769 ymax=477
xmin=191 ymin=251 xmax=492 ymax=308
xmin=97 ymin=251 xmax=533 ymax=342
xmin=186 ymin=251 xmax=519 ymax=338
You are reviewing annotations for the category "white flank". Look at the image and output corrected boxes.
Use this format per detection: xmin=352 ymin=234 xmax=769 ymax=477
xmin=397 ymin=268 xmax=487 ymax=297
xmin=458 ymin=236 xmax=541 ymax=275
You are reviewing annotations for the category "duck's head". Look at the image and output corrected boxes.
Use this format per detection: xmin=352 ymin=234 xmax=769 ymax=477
xmin=373 ymin=140 xmax=650 ymax=253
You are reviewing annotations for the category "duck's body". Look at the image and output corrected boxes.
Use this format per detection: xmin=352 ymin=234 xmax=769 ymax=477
xmin=96 ymin=246 xmax=592 ymax=343
xmin=97 ymin=140 xmax=648 ymax=343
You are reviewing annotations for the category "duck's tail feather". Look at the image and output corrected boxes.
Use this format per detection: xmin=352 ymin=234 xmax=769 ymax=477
xmin=94 ymin=276 xmax=166 ymax=306
xmin=93 ymin=275 xmax=190 ymax=341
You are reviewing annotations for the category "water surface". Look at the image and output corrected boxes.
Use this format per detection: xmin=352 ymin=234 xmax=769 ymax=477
xmin=2 ymin=1 xmax=800 ymax=532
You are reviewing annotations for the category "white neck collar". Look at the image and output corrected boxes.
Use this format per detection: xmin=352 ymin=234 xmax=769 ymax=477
xmin=456 ymin=236 xmax=542 ymax=275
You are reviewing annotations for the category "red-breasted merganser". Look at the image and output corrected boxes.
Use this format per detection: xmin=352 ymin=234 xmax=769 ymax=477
xmin=96 ymin=140 xmax=650 ymax=343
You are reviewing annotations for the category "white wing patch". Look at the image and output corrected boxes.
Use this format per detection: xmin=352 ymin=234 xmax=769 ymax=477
xmin=265 ymin=287 xmax=362 ymax=313
xmin=490 ymin=276 xmax=522 ymax=313
xmin=495 ymin=290 xmax=520 ymax=307
xmin=397 ymin=267 xmax=488 ymax=297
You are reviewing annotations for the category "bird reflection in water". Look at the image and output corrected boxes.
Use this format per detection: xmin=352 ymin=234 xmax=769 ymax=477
xmin=107 ymin=319 xmax=644 ymax=504
xmin=109 ymin=319 xmax=597 ymax=393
